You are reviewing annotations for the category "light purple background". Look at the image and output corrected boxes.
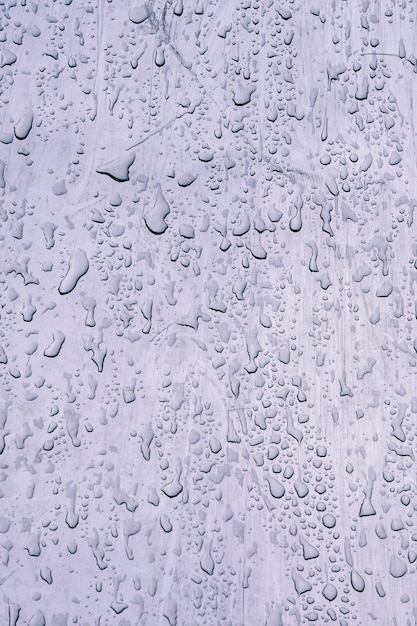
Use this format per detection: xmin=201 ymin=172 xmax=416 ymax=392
xmin=0 ymin=1 xmax=416 ymax=624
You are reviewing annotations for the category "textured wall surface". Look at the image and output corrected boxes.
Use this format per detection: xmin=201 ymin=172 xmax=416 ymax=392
xmin=1 ymin=1 xmax=417 ymax=625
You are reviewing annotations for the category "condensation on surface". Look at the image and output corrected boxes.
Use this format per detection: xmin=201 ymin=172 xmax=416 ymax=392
xmin=1 ymin=1 xmax=417 ymax=625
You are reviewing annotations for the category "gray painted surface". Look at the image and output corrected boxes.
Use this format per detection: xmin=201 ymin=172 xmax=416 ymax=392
xmin=0 ymin=1 xmax=416 ymax=624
